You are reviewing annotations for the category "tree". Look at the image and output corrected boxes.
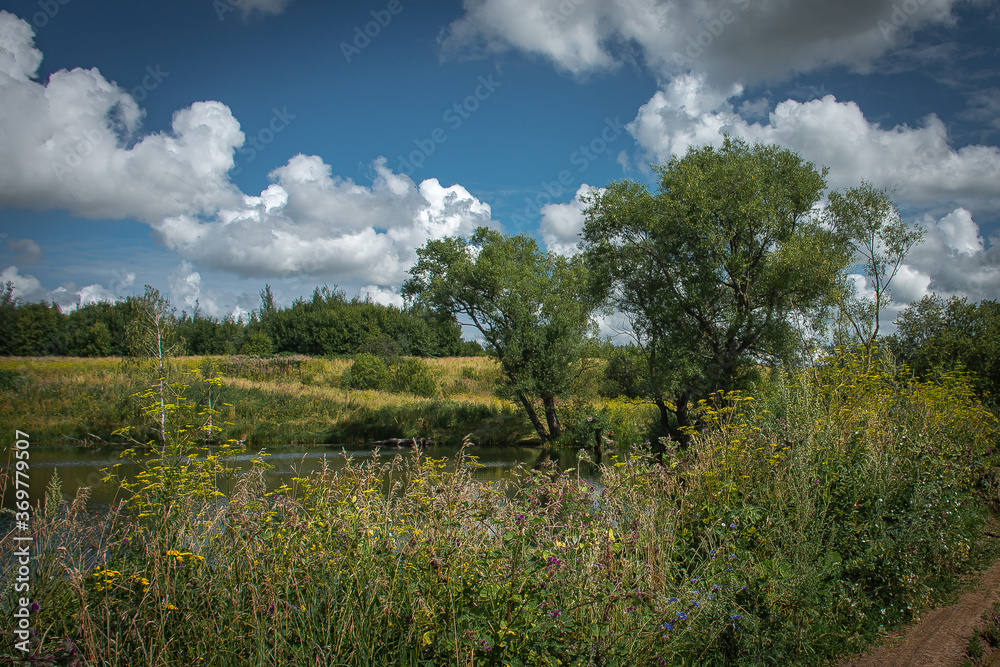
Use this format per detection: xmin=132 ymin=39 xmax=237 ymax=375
xmin=14 ymin=302 xmax=67 ymax=356
xmin=122 ymin=286 xmax=181 ymax=445
xmin=891 ymin=295 xmax=1000 ymax=409
xmin=0 ymin=281 xmax=20 ymax=356
xmin=403 ymin=227 xmax=599 ymax=442
xmin=827 ymin=181 xmax=923 ymax=366
xmin=582 ymin=137 xmax=849 ymax=444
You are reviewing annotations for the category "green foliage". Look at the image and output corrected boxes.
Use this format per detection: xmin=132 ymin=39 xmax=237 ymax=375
xmin=405 ymin=227 xmax=600 ymax=442
xmin=0 ymin=368 xmax=27 ymax=391
xmin=671 ymin=349 xmax=999 ymax=661
xmin=3 ymin=349 xmax=998 ymax=665
xmin=599 ymin=344 xmax=647 ymax=399
xmin=343 ymin=352 xmax=393 ymax=391
xmin=827 ymin=181 xmax=924 ymax=361
xmin=964 ymin=603 xmax=1000 ymax=666
xmin=342 ymin=353 xmax=437 ymax=398
xmin=891 ymin=295 xmax=1000 ymax=410
xmin=0 ymin=280 xmax=465 ymax=359
xmin=239 ymin=329 xmax=274 ymax=356
xmin=582 ymin=137 xmax=850 ymax=443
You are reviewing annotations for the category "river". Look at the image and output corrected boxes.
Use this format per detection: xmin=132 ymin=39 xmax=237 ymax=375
xmin=3 ymin=444 xmax=601 ymax=511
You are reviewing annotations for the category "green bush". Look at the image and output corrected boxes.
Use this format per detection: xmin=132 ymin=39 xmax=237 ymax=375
xmin=343 ymin=353 xmax=437 ymax=398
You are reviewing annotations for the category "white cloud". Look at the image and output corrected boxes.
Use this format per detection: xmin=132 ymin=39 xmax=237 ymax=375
xmin=905 ymin=207 xmax=1000 ymax=302
xmin=77 ymin=283 xmax=117 ymax=306
xmin=0 ymin=12 xmax=496 ymax=300
xmin=153 ymin=156 xmax=494 ymax=288
xmin=539 ymin=184 xmax=600 ymax=256
xmin=442 ymin=0 xmax=964 ymax=84
xmin=360 ymin=285 xmax=405 ymax=308
xmin=0 ymin=11 xmax=244 ymax=223
xmin=627 ymin=74 xmax=1000 ymax=207
xmin=0 ymin=265 xmax=123 ymax=310
xmin=7 ymin=238 xmax=42 ymax=261
xmin=0 ymin=265 xmax=45 ymax=302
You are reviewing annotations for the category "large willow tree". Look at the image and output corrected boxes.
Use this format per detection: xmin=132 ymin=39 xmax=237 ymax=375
xmin=404 ymin=227 xmax=598 ymax=443
xmin=582 ymin=138 xmax=850 ymax=444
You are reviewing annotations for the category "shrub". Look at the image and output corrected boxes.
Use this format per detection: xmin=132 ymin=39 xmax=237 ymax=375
xmin=343 ymin=353 xmax=437 ymax=398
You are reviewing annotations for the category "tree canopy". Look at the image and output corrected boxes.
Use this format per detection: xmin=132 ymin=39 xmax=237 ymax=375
xmin=827 ymin=180 xmax=924 ymax=364
xmin=891 ymin=295 xmax=1000 ymax=409
xmin=403 ymin=227 xmax=599 ymax=442
xmin=582 ymin=137 xmax=850 ymax=443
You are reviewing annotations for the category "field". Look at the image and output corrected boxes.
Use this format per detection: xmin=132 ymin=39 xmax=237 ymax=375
xmin=0 ymin=355 xmax=655 ymax=448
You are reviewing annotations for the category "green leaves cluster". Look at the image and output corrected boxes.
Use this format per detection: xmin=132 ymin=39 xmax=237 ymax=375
xmin=582 ymin=137 xmax=850 ymax=442
xmin=342 ymin=352 xmax=437 ymax=398
xmin=891 ymin=295 xmax=1000 ymax=409
xmin=404 ymin=228 xmax=599 ymax=442
xmin=826 ymin=180 xmax=924 ymax=363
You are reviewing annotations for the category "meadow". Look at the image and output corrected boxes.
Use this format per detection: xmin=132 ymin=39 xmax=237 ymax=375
xmin=0 ymin=355 xmax=654 ymax=449
xmin=1 ymin=349 xmax=998 ymax=665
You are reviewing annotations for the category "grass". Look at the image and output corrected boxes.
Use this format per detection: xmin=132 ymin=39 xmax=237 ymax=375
xmin=1 ymin=348 xmax=998 ymax=665
xmin=0 ymin=356 xmax=654 ymax=448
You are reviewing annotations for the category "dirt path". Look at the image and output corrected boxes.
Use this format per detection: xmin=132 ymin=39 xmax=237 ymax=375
xmin=841 ymin=560 xmax=1000 ymax=667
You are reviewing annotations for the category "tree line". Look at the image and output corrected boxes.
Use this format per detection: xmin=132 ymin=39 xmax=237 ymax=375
xmin=0 ymin=282 xmax=481 ymax=359
xmin=2 ymin=138 xmax=996 ymax=443
xmin=405 ymin=138 xmax=999 ymax=443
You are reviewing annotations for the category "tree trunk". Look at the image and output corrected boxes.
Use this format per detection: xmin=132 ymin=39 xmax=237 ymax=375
xmin=516 ymin=392 xmax=550 ymax=442
xmin=542 ymin=396 xmax=564 ymax=439
xmin=674 ymin=390 xmax=691 ymax=449
xmin=655 ymin=393 xmax=692 ymax=450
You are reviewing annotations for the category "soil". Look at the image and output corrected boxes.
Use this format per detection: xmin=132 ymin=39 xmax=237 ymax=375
xmin=840 ymin=559 xmax=1000 ymax=667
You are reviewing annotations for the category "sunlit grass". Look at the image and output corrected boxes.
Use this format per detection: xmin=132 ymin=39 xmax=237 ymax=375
xmin=3 ymin=348 xmax=997 ymax=664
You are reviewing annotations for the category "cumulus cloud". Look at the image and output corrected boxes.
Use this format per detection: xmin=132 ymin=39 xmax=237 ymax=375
xmin=166 ymin=261 xmax=256 ymax=320
xmin=442 ymin=0 xmax=964 ymax=84
xmin=0 ymin=12 xmax=496 ymax=298
xmin=360 ymin=285 xmax=405 ymax=308
xmin=7 ymin=238 xmax=42 ymax=261
xmin=0 ymin=265 xmax=45 ymax=302
xmin=904 ymin=207 xmax=1000 ymax=302
xmin=539 ymin=184 xmax=599 ymax=256
xmin=0 ymin=11 xmax=244 ymax=223
xmin=153 ymin=156 xmax=494 ymax=288
xmin=0 ymin=265 xmax=114 ymax=310
xmin=627 ymin=74 xmax=1000 ymax=207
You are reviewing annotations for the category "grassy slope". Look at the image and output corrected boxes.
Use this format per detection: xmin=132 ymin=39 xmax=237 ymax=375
xmin=0 ymin=356 xmax=651 ymax=447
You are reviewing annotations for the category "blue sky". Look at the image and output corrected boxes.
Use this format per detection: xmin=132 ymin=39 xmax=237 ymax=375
xmin=0 ymin=0 xmax=997 ymax=325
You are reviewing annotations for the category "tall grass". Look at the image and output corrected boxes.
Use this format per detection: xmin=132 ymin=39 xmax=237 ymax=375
xmin=0 ymin=357 xmax=537 ymax=446
xmin=2 ymin=348 xmax=997 ymax=665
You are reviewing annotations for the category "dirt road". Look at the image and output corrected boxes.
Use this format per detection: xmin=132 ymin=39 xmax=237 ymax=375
xmin=841 ymin=560 xmax=1000 ymax=667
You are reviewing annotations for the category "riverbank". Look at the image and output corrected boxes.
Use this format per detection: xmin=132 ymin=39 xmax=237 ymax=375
xmin=2 ymin=350 xmax=998 ymax=665
xmin=0 ymin=356 xmax=656 ymax=448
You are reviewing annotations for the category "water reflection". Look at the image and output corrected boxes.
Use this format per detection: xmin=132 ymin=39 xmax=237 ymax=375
xmin=2 ymin=444 xmax=602 ymax=510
